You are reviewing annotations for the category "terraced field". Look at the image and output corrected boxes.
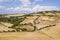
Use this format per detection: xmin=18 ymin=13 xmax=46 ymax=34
xmin=0 ymin=11 xmax=60 ymax=40
xmin=0 ymin=25 xmax=60 ymax=40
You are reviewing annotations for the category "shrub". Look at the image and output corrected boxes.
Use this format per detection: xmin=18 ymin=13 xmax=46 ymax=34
xmin=33 ymin=26 xmax=37 ymax=31
xmin=21 ymin=28 xmax=27 ymax=32
xmin=8 ymin=30 xmax=11 ymax=32
xmin=24 ymin=14 xmax=33 ymax=16
xmin=0 ymin=31 xmax=2 ymax=33
xmin=11 ymin=30 xmax=15 ymax=32
xmin=3 ymin=30 xmax=6 ymax=32
xmin=29 ymin=23 xmax=33 ymax=26
xmin=16 ymin=28 xmax=21 ymax=32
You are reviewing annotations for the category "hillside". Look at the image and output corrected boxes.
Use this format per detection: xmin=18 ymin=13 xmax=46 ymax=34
xmin=0 ymin=11 xmax=60 ymax=40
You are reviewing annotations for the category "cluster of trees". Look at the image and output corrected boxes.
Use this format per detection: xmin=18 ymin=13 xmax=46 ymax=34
xmin=11 ymin=17 xmax=26 ymax=28
xmin=0 ymin=16 xmax=26 ymax=28
xmin=0 ymin=16 xmax=25 ymax=23
xmin=0 ymin=15 xmax=35 ymax=32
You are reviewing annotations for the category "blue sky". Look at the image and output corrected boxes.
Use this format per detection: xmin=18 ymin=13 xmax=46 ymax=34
xmin=0 ymin=0 xmax=60 ymax=14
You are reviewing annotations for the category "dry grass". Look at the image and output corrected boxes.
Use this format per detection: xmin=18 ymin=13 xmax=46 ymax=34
xmin=0 ymin=12 xmax=60 ymax=40
xmin=0 ymin=25 xmax=60 ymax=40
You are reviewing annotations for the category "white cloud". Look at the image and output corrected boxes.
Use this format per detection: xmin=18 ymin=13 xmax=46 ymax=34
xmin=0 ymin=5 xmax=5 ymax=9
xmin=6 ymin=7 xmax=20 ymax=11
xmin=6 ymin=5 xmax=59 ymax=13
xmin=0 ymin=0 xmax=59 ymax=14
xmin=6 ymin=7 xmax=32 ymax=12
xmin=32 ymin=0 xmax=44 ymax=6
xmin=32 ymin=5 xmax=59 ymax=12
xmin=19 ymin=0 xmax=31 ymax=6
xmin=35 ymin=0 xmax=43 ymax=1
xmin=0 ymin=0 xmax=13 ymax=2
xmin=0 ymin=0 xmax=6 ymax=2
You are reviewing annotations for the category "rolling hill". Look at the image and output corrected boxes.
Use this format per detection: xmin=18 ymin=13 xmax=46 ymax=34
xmin=0 ymin=11 xmax=60 ymax=40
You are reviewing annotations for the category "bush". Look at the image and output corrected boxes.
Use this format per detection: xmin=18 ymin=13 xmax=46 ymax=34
xmin=0 ymin=31 xmax=2 ymax=33
xmin=24 ymin=14 xmax=33 ymax=16
xmin=3 ymin=30 xmax=6 ymax=32
xmin=8 ymin=30 xmax=11 ymax=32
xmin=33 ymin=26 xmax=37 ymax=31
xmin=16 ymin=28 xmax=21 ymax=32
xmin=11 ymin=30 xmax=15 ymax=32
xmin=21 ymin=28 xmax=27 ymax=32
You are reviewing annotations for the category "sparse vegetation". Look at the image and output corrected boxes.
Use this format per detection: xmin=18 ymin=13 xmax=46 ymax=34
xmin=11 ymin=30 xmax=15 ymax=32
xmin=21 ymin=28 xmax=27 ymax=32
xmin=3 ymin=30 xmax=7 ymax=32
xmin=0 ymin=11 xmax=60 ymax=40
xmin=24 ymin=14 xmax=33 ymax=16
xmin=38 ymin=24 xmax=56 ymax=30
xmin=0 ymin=11 xmax=60 ymax=33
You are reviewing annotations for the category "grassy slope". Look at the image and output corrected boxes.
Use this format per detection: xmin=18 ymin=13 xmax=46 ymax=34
xmin=0 ymin=25 xmax=60 ymax=40
xmin=0 ymin=11 xmax=60 ymax=40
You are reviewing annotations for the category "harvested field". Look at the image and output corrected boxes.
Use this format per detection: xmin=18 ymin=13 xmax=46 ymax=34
xmin=0 ymin=25 xmax=60 ymax=40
